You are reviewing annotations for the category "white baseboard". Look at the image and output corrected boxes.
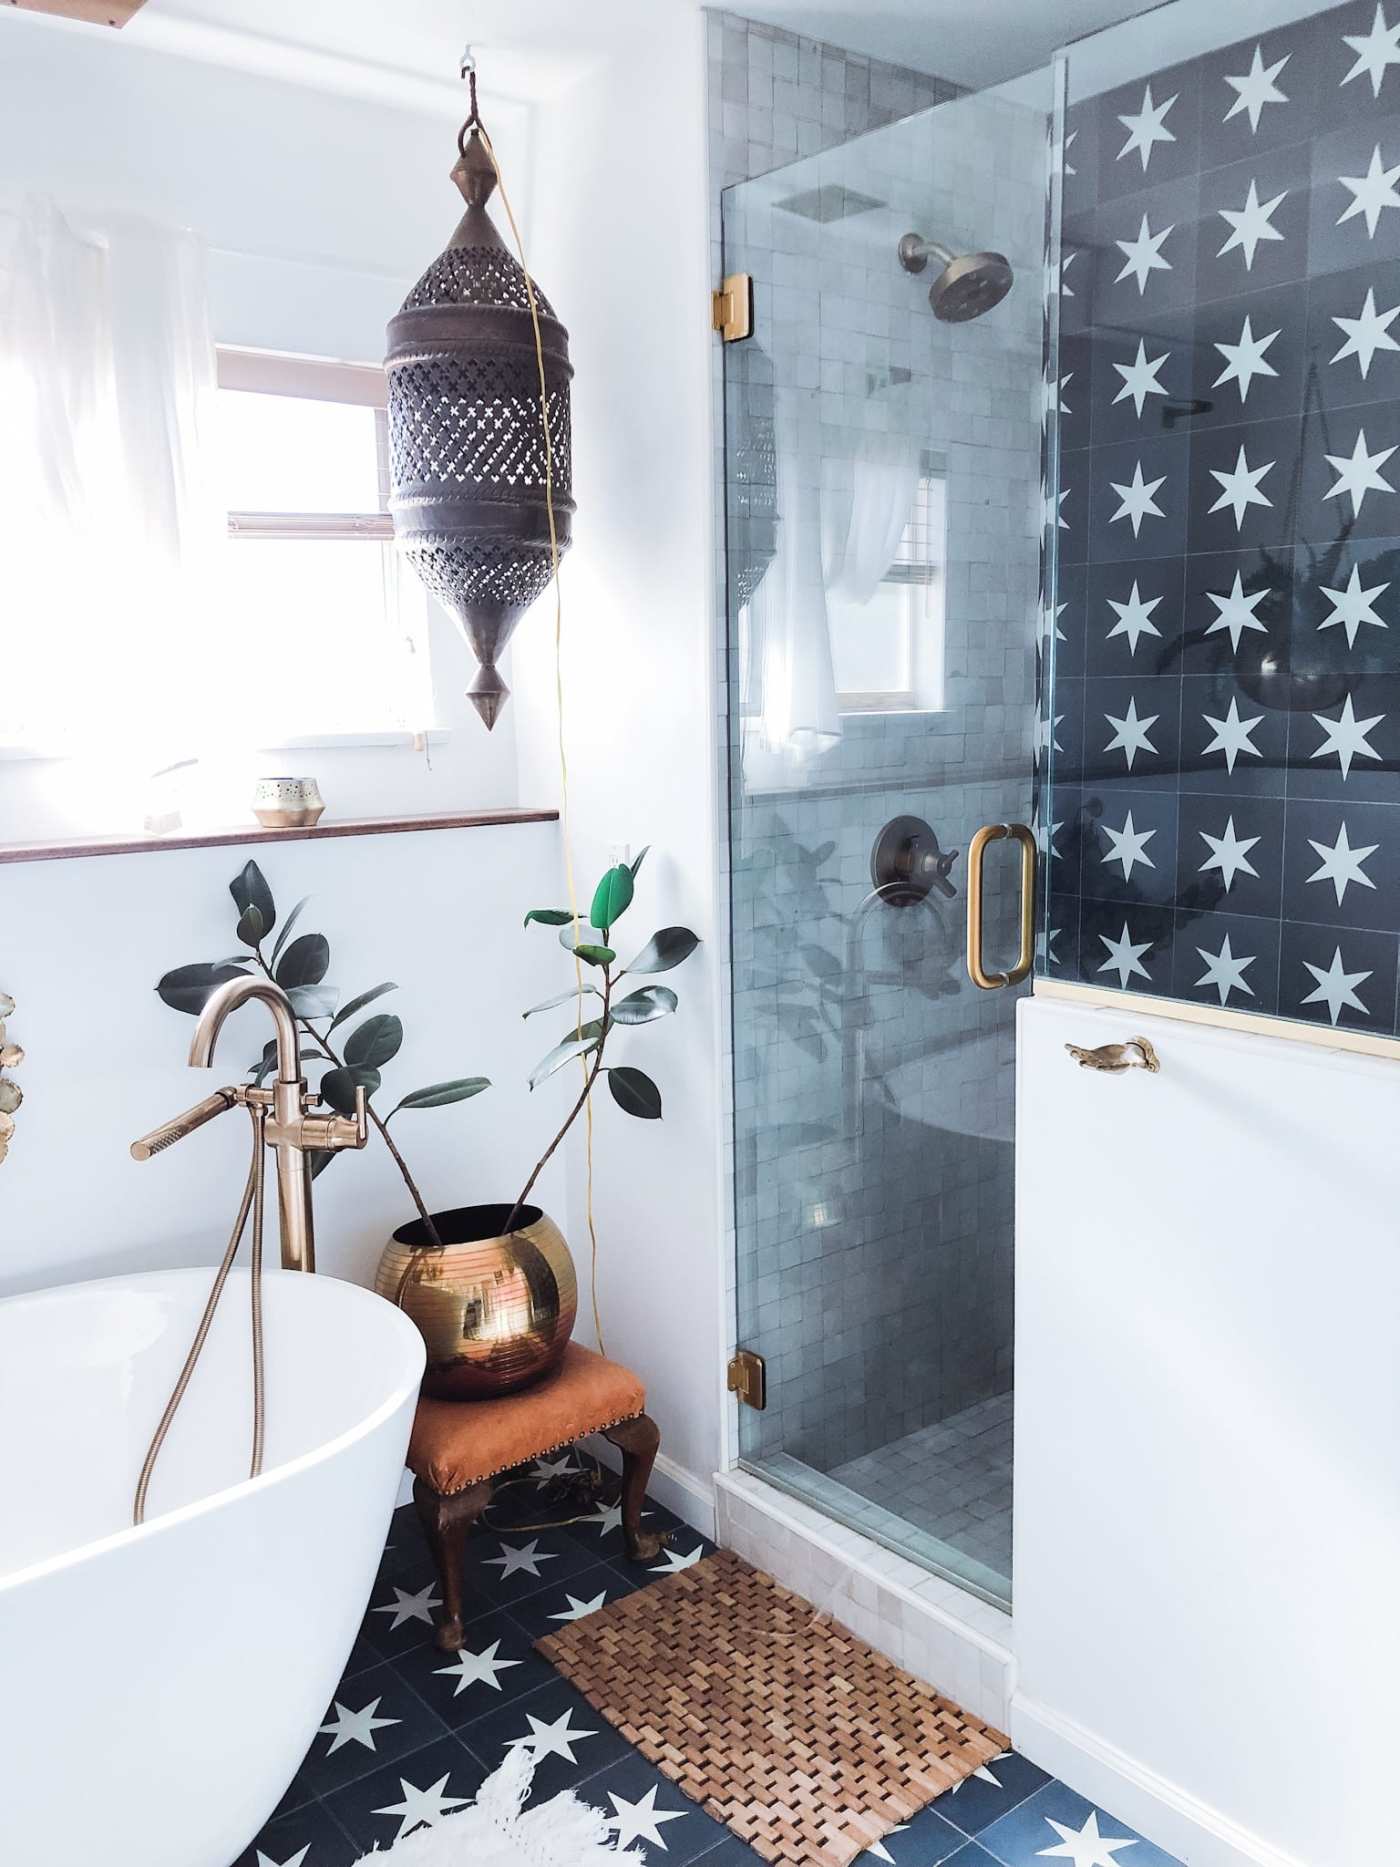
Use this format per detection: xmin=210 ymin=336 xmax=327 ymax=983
xmin=1013 ymin=1695 xmax=1308 ymax=1867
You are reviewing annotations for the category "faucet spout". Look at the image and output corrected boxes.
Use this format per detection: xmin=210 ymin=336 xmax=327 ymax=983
xmin=191 ymin=975 xmax=301 ymax=1079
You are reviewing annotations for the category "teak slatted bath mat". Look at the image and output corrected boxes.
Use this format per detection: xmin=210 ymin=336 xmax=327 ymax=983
xmin=536 ymin=1549 xmax=1008 ymax=1867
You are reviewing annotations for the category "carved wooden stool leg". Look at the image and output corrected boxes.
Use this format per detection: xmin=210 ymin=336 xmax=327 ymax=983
xmin=602 ymin=1413 xmax=666 ymax=1562
xmin=413 ymin=1476 xmax=492 ymax=1652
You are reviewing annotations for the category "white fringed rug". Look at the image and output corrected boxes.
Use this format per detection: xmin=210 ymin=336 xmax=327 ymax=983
xmin=351 ymin=1746 xmax=641 ymax=1864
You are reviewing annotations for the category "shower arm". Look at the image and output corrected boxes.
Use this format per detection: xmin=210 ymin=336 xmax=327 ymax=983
xmin=897 ymin=232 xmax=956 ymax=274
xmin=131 ymin=975 xmax=369 ymax=1273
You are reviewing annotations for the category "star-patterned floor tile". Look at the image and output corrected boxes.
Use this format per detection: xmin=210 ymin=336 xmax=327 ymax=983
xmin=232 ymin=1798 xmax=360 ymax=1867
xmin=1174 ymin=910 xmax=1281 ymax=1014
xmin=505 ymin=1563 xmax=638 ymax=1641
xmin=977 ymin=1781 xmax=1182 ymax=1867
xmin=1279 ymin=920 xmax=1398 ymax=1031
xmin=464 ymin=1524 xmax=600 ymax=1606
xmin=938 ymin=1749 xmax=1053 ymax=1837
xmin=458 ymin=1678 xmax=632 ymax=1805
xmin=584 ymin=1754 xmax=732 ymax=1864
xmin=389 ymin=1606 xmax=557 ymax=1724
xmin=289 ymin=1660 xmax=448 ymax=1803
xmin=322 ymin=1734 xmax=487 ymax=1858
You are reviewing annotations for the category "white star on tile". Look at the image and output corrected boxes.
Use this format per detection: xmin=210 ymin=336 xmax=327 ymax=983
xmin=1044 ymin=598 xmax=1069 ymax=643
xmin=1199 ymin=816 xmax=1260 ymax=892
xmin=581 ymin=1498 xmax=625 ymax=1536
xmin=1319 ymin=565 xmax=1389 ymax=647
xmin=951 ymin=1751 xmax=1010 ymax=1793
xmin=374 ymin=1772 xmax=473 ymax=1844
xmin=1101 ymin=810 xmax=1157 ymax=879
xmin=1114 ymin=214 xmax=1174 ymax=293
xmin=1109 ymin=460 xmax=1166 ymax=536
xmin=1331 ymin=286 xmax=1400 ymax=378
xmin=1213 ymin=314 xmax=1280 ymax=402
xmin=650 ymin=1544 xmax=707 ymax=1575
xmin=1342 ymin=3 xmax=1400 ymax=99
xmin=319 ymin=1695 xmax=399 ymax=1755
xmin=1036 ymin=711 xmax=1066 ymax=759
xmin=1307 ymin=822 xmax=1379 ymax=905
xmin=1117 ymin=82 xmax=1177 ymax=170
xmin=1324 ymin=426 xmax=1397 ymax=516
xmin=1195 ymin=933 xmax=1256 ymax=1006
xmin=1106 ymin=580 xmax=1162 ymax=656
xmin=863 ymin=1822 xmax=909 ymax=1863
xmin=1208 ymin=443 xmax=1274 ymax=527
xmin=1097 ymin=923 xmax=1153 ymax=989
xmin=548 ymin=1590 xmax=610 ymax=1622
xmin=1043 ymin=368 xmax=1072 ymax=427
xmin=531 ymin=1453 xmax=581 ymax=1483
xmin=606 ymin=1784 xmax=692 ymax=1852
xmin=1202 ymin=697 xmax=1264 ymax=772
xmin=1338 ymin=144 xmax=1400 ymax=238
xmin=1037 ymin=925 xmax=1063 ymax=967
xmin=434 ymin=1639 xmax=523 ymax=1696
xmin=1302 ymin=946 xmax=1372 ymax=1023
xmin=508 ymin=1706 xmax=600 ymax=1764
xmin=1217 ymin=178 xmax=1286 ymax=269
xmin=1043 ymin=479 xmax=1070 ymax=532
xmin=1311 ymin=693 xmax=1385 ymax=778
xmin=257 ymin=1851 xmax=310 ymax=1867
xmin=373 ymin=1582 xmax=442 ymax=1630
xmin=1103 ymin=696 xmax=1158 ymax=769
xmin=1059 ymin=248 xmax=1079 ymax=299
xmin=1205 ymin=570 xmax=1270 ymax=651
xmin=1112 ymin=339 xmax=1170 ymax=417
xmin=1223 ymin=44 xmax=1290 ymax=131
xmin=1037 ymin=1808 xmax=1142 ymax=1866
xmin=484 ymin=1538 xmax=559 ymax=1580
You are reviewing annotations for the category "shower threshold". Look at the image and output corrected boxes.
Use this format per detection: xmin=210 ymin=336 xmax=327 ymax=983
xmin=740 ymin=1393 xmax=1012 ymax=1614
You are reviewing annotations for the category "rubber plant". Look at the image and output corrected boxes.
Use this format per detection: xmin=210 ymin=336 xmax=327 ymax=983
xmin=504 ymin=846 xmax=699 ymax=1234
xmin=155 ymin=859 xmax=488 ymax=1245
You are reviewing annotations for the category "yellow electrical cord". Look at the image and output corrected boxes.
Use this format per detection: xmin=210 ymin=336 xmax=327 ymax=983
xmin=477 ymin=123 xmax=606 ymax=1357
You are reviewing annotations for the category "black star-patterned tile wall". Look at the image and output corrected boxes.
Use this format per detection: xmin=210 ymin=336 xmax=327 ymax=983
xmin=1046 ymin=0 xmax=1400 ymax=1037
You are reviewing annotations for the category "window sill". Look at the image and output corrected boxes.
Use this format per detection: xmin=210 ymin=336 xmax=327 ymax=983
xmin=0 ymin=807 xmax=559 ymax=866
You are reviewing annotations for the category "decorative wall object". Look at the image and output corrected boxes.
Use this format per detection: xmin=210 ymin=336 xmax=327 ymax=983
xmin=1046 ymin=0 xmax=1400 ymax=1038
xmin=385 ymin=76 xmax=573 ymax=729
xmin=0 ymin=991 xmax=21 ymax=1166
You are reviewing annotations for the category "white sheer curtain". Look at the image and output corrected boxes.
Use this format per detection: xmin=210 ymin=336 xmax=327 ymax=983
xmin=0 ymin=196 xmax=221 ymax=762
xmin=742 ymin=389 xmax=920 ymax=775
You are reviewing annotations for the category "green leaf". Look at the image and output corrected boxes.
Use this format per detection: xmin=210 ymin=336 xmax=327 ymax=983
xmin=524 ymin=908 xmax=574 ymax=928
xmin=610 ymin=985 xmax=678 ymax=1025
xmin=249 ymin=1043 xmax=322 ymax=1086
xmin=319 ymin=1064 xmax=380 ymax=1116
xmin=230 ymin=861 xmax=275 ymax=944
xmin=391 ymin=1077 xmax=491 ymax=1113
xmin=329 ymin=981 xmax=398 ymax=1033
xmin=629 ymin=844 xmax=651 ymax=880
xmin=608 ymin=1066 xmax=662 ymax=1119
xmin=345 ymin=1013 xmax=403 ymax=1069
xmin=235 ymin=904 xmax=266 ymax=948
xmin=155 ymin=962 xmax=250 ymax=1016
xmin=558 ymin=925 xmax=616 ymax=967
xmin=530 ymin=1025 xmax=603 ymax=1090
xmin=270 ymin=896 xmax=311 ymax=971
xmin=286 ymin=984 xmax=338 ymax=1021
xmin=309 ymin=1149 xmax=337 ymax=1179
xmin=590 ymin=863 xmax=634 ymax=933
xmin=625 ymin=927 xmax=700 ymax=975
xmin=523 ymin=984 xmax=601 ymax=1019
xmin=275 ymin=932 xmax=330 ymax=990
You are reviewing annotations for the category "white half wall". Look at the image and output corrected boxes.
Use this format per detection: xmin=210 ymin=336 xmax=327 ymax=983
xmin=512 ymin=14 xmax=727 ymax=1521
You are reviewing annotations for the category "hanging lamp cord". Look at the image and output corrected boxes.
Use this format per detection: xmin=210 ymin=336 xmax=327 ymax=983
xmin=133 ymin=1105 xmax=268 ymax=1526
xmin=470 ymin=73 xmax=607 ymax=1358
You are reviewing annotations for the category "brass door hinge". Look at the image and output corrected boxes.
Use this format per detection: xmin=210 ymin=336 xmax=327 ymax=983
xmin=727 ymin=1348 xmax=766 ymax=1410
xmin=712 ymin=273 xmax=754 ymax=343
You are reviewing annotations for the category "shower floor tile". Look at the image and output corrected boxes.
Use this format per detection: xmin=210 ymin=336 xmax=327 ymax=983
xmin=233 ymin=1450 xmax=1181 ymax=1867
xmin=829 ymin=1392 xmax=1014 ymax=1584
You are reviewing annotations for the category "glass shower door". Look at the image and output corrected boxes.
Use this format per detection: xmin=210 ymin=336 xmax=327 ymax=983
xmin=722 ymin=69 xmax=1057 ymax=1609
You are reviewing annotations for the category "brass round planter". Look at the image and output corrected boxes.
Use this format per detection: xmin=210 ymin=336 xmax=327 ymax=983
xmin=375 ymin=1203 xmax=577 ymax=1400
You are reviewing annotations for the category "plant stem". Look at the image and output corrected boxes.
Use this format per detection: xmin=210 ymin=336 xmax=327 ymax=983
xmin=254 ymin=952 xmax=443 ymax=1248
xmin=503 ymin=963 xmax=613 ymax=1237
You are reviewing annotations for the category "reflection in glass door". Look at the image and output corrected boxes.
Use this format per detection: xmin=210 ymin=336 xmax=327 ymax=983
xmin=722 ymin=68 xmax=1057 ymax=1609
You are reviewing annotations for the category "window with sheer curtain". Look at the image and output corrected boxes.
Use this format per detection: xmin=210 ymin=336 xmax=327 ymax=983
xmin=0 ymin=196 xmax=431 ymax=765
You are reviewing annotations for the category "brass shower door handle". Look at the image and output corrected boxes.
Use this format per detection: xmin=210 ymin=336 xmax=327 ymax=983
xmin=966 ymin=822 xmax=1036 ymax=990
xmin=1065 ymin=1036 xmax=1161 ymax=1073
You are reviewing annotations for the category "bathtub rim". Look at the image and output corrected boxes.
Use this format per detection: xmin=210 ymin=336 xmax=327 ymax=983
xmin=0 ymin=1265 xmax=425 ymax=1596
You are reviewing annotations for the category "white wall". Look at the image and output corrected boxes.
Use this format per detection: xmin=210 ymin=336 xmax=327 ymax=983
xmin=0 ymin=11 xmax=533 ymax=840
xmin=513 ymin=16 xmax=727 ymax=1515
xmin=1015 ymin=994 xmax=1400 ymax=1867
xmin=0 ymin=824 xmax=565 ymax=1295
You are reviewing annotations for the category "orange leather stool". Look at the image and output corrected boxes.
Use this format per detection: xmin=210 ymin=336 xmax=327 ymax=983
xmin=405 ymin=1343 xmax=665 ymax=1650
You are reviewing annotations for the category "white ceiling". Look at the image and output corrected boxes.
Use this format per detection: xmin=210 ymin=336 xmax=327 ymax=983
xmin=731 ymin=0 xmax=1168 ymax=87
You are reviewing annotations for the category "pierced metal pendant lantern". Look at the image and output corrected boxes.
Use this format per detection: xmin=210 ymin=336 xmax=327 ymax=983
xmin=385 ymin=99 xmax=574 ymax=729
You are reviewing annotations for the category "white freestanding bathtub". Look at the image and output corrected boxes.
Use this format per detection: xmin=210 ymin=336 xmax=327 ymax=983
xmin=0 ymin=1266 xmax=425 ymax=1867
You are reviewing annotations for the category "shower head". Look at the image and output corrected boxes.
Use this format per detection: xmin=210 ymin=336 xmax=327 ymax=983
xmin=898 ymin=231 xmax=1014 ymax=322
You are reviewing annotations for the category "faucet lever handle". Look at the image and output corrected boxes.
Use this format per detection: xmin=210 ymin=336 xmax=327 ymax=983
xmin=131 ymin=1087 xmax=239 ymax=1161
xmin=296 ymin=1082 xmax=370 ymax=1154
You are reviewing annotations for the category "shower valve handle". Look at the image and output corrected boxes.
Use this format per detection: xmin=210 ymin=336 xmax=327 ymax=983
xmin=288 ymin=1083 xmax=370 ymax=1154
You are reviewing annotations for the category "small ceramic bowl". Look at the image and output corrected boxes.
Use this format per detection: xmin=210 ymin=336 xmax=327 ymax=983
xmin=252 ymin=776 xmax=326 ymax=829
